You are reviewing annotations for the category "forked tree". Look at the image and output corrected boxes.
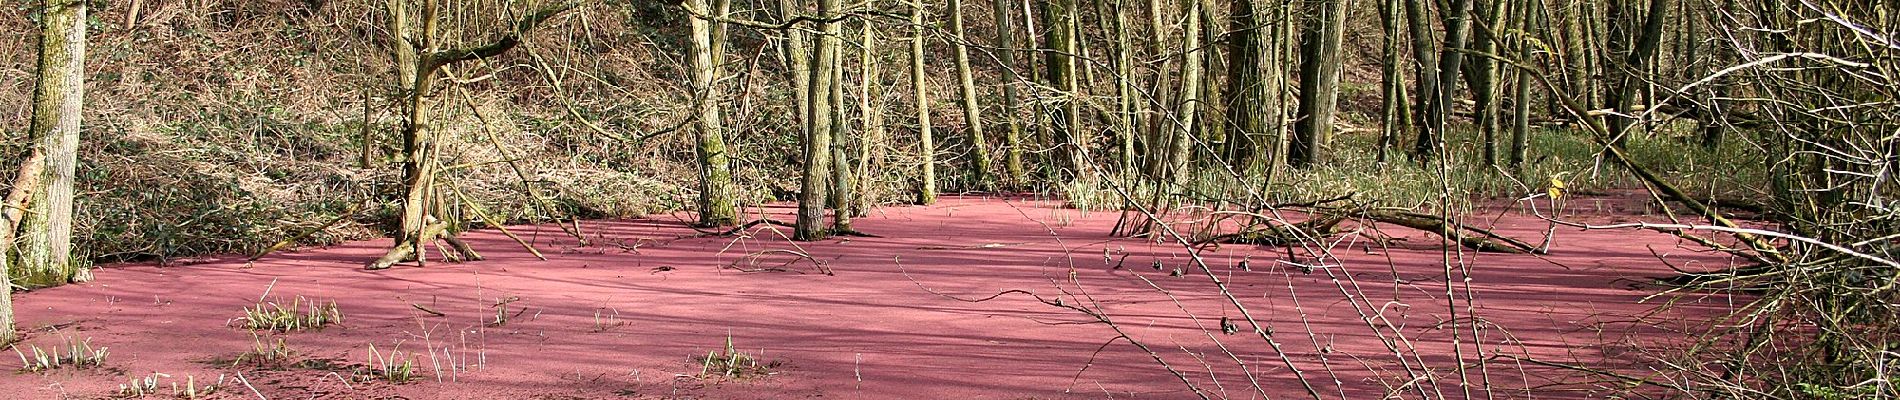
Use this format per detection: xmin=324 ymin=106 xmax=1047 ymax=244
xmin=367 ymin=0 xmax=579 ymax=270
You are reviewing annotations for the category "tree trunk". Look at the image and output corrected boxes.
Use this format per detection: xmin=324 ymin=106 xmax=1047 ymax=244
xmin=1510 ymin=0 xmax=1538 ymax=168
xmin=1142 ymin=0 xmax=1175 ymax=177
xmin=1412 ymin=0 xmax=1475 ymax=160
xmin=1164 ymin=0 xmax=1202 ymax=187
xmin=854 ymin=21 xmax=885 ymax=216
xmin=0 ymin=150 xmax=47 ymax=345
xmin=1376 ymin=0 xmax=1410 ymax=164
xmin=781 ymin=0 xmax=813 ymax=154
xmin=993 ymin=0 xmax=1028 ymax=187
xmin=686 ymin=0 xmax=738 ymax=227
xmin=11 ymin=0 xmax=88 ymax=288
xmin=1401 ymin=0 xmax=1443 ymax=160
xmin=1471 ymin=0 xmax=1507 ymax=165
xmin=909 ymin=0 xmax=938 ymax=205
xmin=368 ymin=1 xmax=576 ymax=269
xmin=1048 ymin=0 xmax=1084 ymax=179
xmin=1223 ymin=0 xmax=1270 ymax=172
xmin=1291 ymin=0 xmax=1348 ymax=168
xmin=828 ymin=21 xmax=855 ymax=231
xmin=795 ymin=0 xmax=841 ymax=240
xmin=1110 ymin=0 xmax=1142 ymax=179
xmin=949 ymin=0 xmax=994 ymax=189
xmin=1606 ymin=0 xmax=1671 ymax=144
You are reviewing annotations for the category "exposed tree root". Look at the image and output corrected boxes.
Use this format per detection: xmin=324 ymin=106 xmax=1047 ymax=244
xmin=366 ymin=219 xmax=483 ymax=270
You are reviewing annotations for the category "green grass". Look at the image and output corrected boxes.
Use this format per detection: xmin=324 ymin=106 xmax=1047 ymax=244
xmin=360 ymin=342 xmax=418 ymax=384
xmin=694 ymin=335 xmax=779 ymax=380
xmin=11 ymin=337 xmax=108 ymax=372
xmin=238 ymin=297 xmax=343 ymax=332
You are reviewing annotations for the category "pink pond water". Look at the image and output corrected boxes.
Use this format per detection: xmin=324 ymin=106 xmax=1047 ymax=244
xmin=0 ymin=196 xmax=1742 ymax=399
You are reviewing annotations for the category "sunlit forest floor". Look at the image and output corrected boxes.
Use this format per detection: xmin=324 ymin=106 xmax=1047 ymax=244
xmin=1 ymin=195 xmax=1742 ymax=399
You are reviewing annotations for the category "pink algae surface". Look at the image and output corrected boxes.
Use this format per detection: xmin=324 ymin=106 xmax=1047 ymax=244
xmin=0 ymin=196 xmax=1742 ymax=399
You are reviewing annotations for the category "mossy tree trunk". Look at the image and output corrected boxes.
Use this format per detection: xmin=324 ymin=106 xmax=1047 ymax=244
xmin=1290 ymin=0 xmax=1348 ymax=168
xmin=9 ymin=0 xmax=88 ymax=290
xmin=685 ymin=0 xmax=738 ymax=227
xmin=993 ymin=0 xmax=1028 ymax=187
xmin=1469 ymin=0 xmax=1507 ymax=165
xmin=908 ymin=0 xmax=938 ymax=205
xmin=1375 ymin=0 xmax=1411 ymax=164
xmin=1163 ymin=0 xmax=1202 ymax=187
xmin=794 ymin=0 xmax=841 ymax=239
xmin=1509 ymin=0 xmax=1538 ymax=168
xmin=0 ymin=150 xmax=48 ymax=344
xmin=1409 ymin=0 xmax=1474 ymax=160
xmin=1605 ymin=0 xmax=1671 ymax=145
xmin=368 ymin=0 xmax=578 ymax=270
xmin=1222 ymin=0 xmax=1271 ymax=171
xmin=780 ymin=0 xmax=814 ymax=152
xmin=1047 ymin=0 xmax=1085 ymax=180
xmin=949 ymin=0 xmax=994 ymax=189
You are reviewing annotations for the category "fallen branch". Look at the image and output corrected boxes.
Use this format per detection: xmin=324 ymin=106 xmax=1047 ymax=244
xmin=411 ymin=303 xmax=446 ymax=317
xmin=1357 ymin=209 xmax=1540 ymax=254
xmin=693 ymin=218 xmax=796 ymax=237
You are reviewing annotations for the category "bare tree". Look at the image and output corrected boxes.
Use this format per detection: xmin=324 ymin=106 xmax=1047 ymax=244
xmin=367 ymin=0 xmax=579 ymax=270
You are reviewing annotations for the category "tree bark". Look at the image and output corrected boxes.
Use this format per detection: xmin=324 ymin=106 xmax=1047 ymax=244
xmin=828 ymin=20 xmax=855 ymax=231
xmin=686 ymin=0 xmax=738 ymax=227
xmin=1401 ymin=0 xmax=1443 ymax=160
xmin=1509 ymin=0 xmax=1539 ymax=168
xmin=1291 ymin=0 xmax=1348 ymax=168
xmin=1376 ymin=0 xmax=1410 ymax=164
xmin=781 ymin=0 xmax=813 ymax=154
xmin=949 ymin=0 xmax=994 ymax=189
xmin=1412 ymin=0 xmax=1475 ymax=160
xmin=11 ymin=0 xmax=88 ymax=288
xmin=1606 ymin=0 xmax=1671 ymax=144
xmin=1113 ymin=0 xmax=1139 ymax=178
xmin=0 ymin=148 xmax=46 ymax=344
xmin=993 ymin=0 xmax=1028 ymax=187
xmin=1471 ymin=0 xmax=1507 ymax=165
xmin=1164 ymin=0 xmax=1203 ymax=187
xmin=1046 ymin=0 xmax=1085 ymax=179
xmin=908 ymin=0 xmax=938 ymax=205
xmin=795 ymin=0 xmax=841 ymax=240
xmin=854 ymin=21 xmax=885 ymax=216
